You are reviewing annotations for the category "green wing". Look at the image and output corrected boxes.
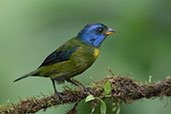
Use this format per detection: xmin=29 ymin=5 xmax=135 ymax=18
xmin=39 ymin=39 xmax=80 ymax=67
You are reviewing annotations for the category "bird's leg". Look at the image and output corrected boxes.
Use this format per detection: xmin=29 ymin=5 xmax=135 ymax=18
xmin=51 ymin=79 xmax=63 ymax=98
xmin=67 ymin=79 xmax=90 ymax=92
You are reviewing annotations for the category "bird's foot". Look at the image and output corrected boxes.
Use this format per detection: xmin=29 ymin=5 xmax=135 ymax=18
xmin=82 ymin=86 xmax=93 ymax=94
xmin=54 ymin=91 xmax=63 ymax=99
xmin=80 ymin=85 xmax=90 ymax=92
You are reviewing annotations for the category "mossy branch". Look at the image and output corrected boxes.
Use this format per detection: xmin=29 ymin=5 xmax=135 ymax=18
xmin=0 ymin=74 xmax=171 ymax=114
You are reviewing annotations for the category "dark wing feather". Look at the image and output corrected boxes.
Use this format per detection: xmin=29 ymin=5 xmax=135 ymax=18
xmin=39 ymin=46 xmax=79 ymax=67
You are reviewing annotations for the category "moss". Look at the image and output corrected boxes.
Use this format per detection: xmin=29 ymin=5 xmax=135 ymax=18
xmin=0 ymin=75 xmax=171 ymax=114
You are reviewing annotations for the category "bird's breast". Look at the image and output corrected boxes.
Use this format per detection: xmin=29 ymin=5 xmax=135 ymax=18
xmin=75 ymin=46 xmax=100 ymax=68
xmin=93 ymin=48 xmax=100 ymax=59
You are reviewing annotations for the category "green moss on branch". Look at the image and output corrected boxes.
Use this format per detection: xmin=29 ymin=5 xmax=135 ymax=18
xmin=0 ymin=75 xmax=171 ymax=114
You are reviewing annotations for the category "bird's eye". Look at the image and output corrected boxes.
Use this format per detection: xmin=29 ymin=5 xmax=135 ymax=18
xmin=98 ymin=28 xmax=103 ymax=33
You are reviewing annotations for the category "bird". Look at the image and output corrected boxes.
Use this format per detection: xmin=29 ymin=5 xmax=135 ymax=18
xmin=14 ymin=23 xmax=115 ymax=96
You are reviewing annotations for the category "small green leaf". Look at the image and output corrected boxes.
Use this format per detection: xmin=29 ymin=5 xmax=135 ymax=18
xmin=104 ymin=81 xmax=111 ymax=96
xmin=99 ymin=99 xmax=106 ymax=114
xmin=116 ymin=106 xmax=120 ymax=114
xmin=85 ymin=94 xmax=95 ymax=102
xmin=112 ymin=103 xmax=121 ymax=114
xmin=112 ymin=103 xmax=117 ymax=112
xmin=104 ymin=95 xmax=111 ymax=98
xmin=112 ymin=106 xmax=118 ymax=112
xmin=148 ymin=75 xmax=152 ymax=83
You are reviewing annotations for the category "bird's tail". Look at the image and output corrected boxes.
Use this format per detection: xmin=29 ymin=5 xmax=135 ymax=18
xmin=13 ymin=70 xmax=39 ymax=82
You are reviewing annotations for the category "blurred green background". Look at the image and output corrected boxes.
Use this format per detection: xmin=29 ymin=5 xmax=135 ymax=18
xmin=0 ymin=0 xmax=171 ymax=114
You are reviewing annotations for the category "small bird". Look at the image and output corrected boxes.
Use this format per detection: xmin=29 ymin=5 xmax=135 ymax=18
xmin=14 ymin=23 xmax=115 ymax=96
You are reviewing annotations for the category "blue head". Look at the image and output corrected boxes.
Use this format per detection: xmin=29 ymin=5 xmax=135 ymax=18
xmin=77 ymin=23 xmax=115 ymax=47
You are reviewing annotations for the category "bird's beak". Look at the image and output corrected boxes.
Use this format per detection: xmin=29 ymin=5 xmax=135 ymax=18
xmin=106 ymin=28 xmax=115 ymax=35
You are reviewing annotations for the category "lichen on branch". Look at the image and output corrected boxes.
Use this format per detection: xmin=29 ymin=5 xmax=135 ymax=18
xmin=0 ymin=74 xmax=171 ymax=114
